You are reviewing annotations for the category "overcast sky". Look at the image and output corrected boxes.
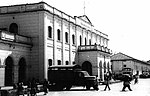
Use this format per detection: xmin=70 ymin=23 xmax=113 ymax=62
xmin=1 ymin=0 xmax=150 ymax=61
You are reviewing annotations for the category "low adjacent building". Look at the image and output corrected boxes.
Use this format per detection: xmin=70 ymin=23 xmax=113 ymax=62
xmin=111 ymin=52 xmax=150 ymax=75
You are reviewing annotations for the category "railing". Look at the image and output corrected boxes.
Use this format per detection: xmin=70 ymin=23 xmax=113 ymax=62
xmin=78 ymin=44 xmax=112 ymax=54
xmin=0 ymin=30 xmax=32 ymax=45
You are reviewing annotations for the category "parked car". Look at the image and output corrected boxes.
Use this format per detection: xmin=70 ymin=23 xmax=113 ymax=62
xmin=139 ymin=71 xmax=150 ymax=78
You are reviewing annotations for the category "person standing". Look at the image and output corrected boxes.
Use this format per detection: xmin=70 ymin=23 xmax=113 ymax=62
xmin=122 ymin=74 xmax=132 ymax=91
xmin=104 ymin=72 xmax=111 ymax=91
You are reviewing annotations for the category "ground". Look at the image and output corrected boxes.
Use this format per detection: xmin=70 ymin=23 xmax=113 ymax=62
xmin=37 ymin=78 xmax=150 ymax=96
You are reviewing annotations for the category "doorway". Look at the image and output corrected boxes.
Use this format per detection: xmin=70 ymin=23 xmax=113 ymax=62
xmin=5 ymin=56 xmax=13 ymax=86
xmin=18 ymin=57 xmax=26 ymax=83
xmin=82 ymin=61 xmax=92 ymax=75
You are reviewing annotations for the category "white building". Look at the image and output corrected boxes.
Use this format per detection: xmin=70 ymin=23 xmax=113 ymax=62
xmin=0 ymin=2 xmax=111 ymax=86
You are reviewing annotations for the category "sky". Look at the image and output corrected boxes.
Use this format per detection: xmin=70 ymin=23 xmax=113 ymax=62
xmin=1 ymin=0 xmax=150 ymax=61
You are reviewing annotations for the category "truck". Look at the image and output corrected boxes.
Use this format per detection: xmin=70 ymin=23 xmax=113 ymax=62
xmin=48 ymin=64 xmax=99 ymax=91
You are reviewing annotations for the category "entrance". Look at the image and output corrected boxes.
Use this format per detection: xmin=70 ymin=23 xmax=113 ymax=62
xmin=82 ymin=61 xmax=92 ymax=75
xmin=18 ymin=58 xmax=26 ymax=83
xmin=5 ymin=56 xmax=13 ymax=86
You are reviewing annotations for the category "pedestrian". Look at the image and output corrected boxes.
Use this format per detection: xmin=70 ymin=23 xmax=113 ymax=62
xmin=134 ymin=74 xmax=138 ymax=84
xmin=43 ymin=79 xmax=49 ymax=95
xmin=104 ymin=72 xmax=111 ymax=91
xmin=122 ymin=74 xmax=132 ymax=91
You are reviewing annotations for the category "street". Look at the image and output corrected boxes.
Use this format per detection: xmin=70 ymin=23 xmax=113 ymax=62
xmin=37 ymin=78 xmax=150 ymax=96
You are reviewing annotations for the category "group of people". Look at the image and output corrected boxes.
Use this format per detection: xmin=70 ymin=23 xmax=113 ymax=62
xmin=13 ymin=78 xmax=49 ymax=96
xmin=103 ymin=72 xmax=139 ymax=91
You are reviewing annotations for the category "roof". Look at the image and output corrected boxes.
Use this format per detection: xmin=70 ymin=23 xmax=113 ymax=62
xmin=111 ymin=52 xmax=149 ymax=65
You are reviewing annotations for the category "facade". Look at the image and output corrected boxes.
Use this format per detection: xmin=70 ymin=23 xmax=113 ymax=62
xmin=0 ymin=2 xmax=111 ymax=86
xmin=111 ymin=52 xmax=150 ymax=75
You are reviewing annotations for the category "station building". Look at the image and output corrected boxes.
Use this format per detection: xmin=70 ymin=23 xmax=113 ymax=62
xmin=111 ymin=52 xmax=150 ymax=75
xmin=0 ymin=2 xmax=111 ymax=86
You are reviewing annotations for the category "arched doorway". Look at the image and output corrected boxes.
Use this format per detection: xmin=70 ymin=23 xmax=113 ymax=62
xmin=82 ymin=61 xmax=92 ymax=75
xmin=18 ymin=57 xmax=26 ymax=83
xmin=5 ymin=56 xmax=13 ymax=86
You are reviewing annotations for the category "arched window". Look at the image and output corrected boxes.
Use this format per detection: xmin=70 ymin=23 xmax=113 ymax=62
xmin=107 ymin=62 xmax=110 ymax=72
xmin=89 ymin=39 xmax=91 ymax=45
xmin=104 ymin=62 xmax=106 ymax=73
xmin=80 ymin=35 xmax=82 ymax=45
xmin=48 ymin=26 xmax=52 ymax=38
xmin=9 ymin=23 xmax=18 ymax=34
xmin=57 ymin=29 xmax=61 ymax=41
xmin=66 ymin=61 xmax=69 ymax=65
xmin=85 ymin=38 xmax=87 ymax=45
xmin=72 ymin=34 xmax=75 ymax=45
xmin=57 ymin=60 xmax=61 ymax=65
xmin=48 ymin=59 xmax=52 ymax=66
xmin=65 ymin=32 xmax=68 ymax=43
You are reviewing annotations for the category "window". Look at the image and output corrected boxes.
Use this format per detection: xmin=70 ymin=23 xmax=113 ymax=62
xmin=89 ymin=39 xmax=91 ymax=45
xmin=85 ymin=38 xmax=87 ymax=45
xmin=48 ymin=59 xmax=52 ymax=66
xmin=107 ymin=62 xmax=109 ymax=69
xmin=48 ymin=26 xmax=52 ymax=38
xmin=80 ymin=35 xmax=82 ymax=45
xmin=107 ymin=62 xmax=110 ymax=72
xmin=104 ymin=62 xmax=106 ymax=73
xmin=65 ymin=32 xmax=68 ymax=43
xmin=72 ymin=34 xmax=75 ymax=45
xmin=9 ymin=23 xmax=18 ymax=34
xmin=65 ymin=61 xmax=69 ymax=65
xmin=57 ymin=60 xmax=61 ymax=65
xmin=73 ymin=61 xmax=76 ymax=65
xmin=57 ymin=29 xmax=61 ymax=41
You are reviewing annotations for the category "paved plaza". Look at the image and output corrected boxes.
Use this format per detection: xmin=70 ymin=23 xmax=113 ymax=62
xmin=37 ymin=78 xmax=150 ymax=96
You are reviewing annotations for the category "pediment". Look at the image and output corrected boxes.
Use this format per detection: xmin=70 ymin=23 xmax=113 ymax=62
xmin=78 ymin=15 xmax=93 ymax=25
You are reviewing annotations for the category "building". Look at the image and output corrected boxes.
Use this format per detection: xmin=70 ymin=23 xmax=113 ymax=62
xmin=111 ymin=52 xmax=150 ymax=75
xmin=0 ymin=2 xmax=111 ymax=86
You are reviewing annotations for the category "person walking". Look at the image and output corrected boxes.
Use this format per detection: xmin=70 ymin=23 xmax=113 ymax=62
xmin=104 ymin=72 xmax=111 ymax=91
xmin=122 ymin=74 xmax=132 ymax=91
xmin=134 ymin=74 xmax=138 ymax=84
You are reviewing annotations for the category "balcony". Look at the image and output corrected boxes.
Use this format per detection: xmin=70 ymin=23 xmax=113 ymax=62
xmin=78 ymin=44 xmax=112 ymax=54
xmin=0 ymin=30 xmax=32 ymax=45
